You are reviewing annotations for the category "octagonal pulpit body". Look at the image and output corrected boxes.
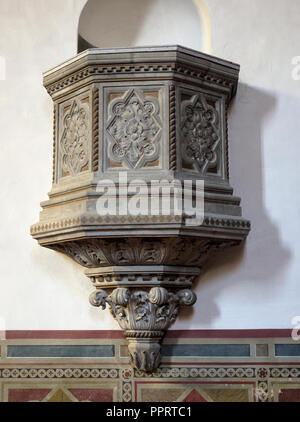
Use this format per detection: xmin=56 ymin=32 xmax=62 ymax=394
xmin=31 ymin=46 xmax=250 ymax=373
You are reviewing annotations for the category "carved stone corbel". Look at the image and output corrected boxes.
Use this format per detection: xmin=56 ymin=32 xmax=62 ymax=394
xmin=89 ymin=286 xmax=196 ymax=372
xmin=31 ymin=46 xmax=250 ymax=372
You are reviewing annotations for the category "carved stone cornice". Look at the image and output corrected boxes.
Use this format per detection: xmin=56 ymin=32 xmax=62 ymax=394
xmin=30 ymin=215 xmax=250 ymax=242
xmin=43 ymin=46 xmax=239 ymax=102
xmin=45 ymin=63 xmax=237 ymax=99
xmin=31 ymin=46 xmax=250 ymax=372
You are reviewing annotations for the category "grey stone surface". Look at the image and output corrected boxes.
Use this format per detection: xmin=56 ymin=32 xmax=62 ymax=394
xmin=7 ymin=345 xmax=115 ymax=358
xmin=31 ymin=46 xmax=250 ymax=372
xmin=256 ymin=344 xmax=269 ymax=357
xmin=275 ymin=344 xmax=300 ymax=357
xmin=161 ymin=344 xmax=251 ymax=357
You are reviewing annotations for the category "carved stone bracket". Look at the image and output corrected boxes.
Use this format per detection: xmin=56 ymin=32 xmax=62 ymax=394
xmin=89 ymin=282 xmax=196 ymax=372
xmin=86 ymin=264 xmax=198 ymax=371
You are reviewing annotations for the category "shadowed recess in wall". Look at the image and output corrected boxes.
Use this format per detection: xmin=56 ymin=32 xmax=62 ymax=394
xmin=78 ymin=0 xmax=204 ymax=52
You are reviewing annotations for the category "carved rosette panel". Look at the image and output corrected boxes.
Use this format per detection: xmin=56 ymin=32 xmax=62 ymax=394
xmin=106 ymin=89 xmax=162 ymax=169
xmin=181 ymin=93 xmax=220 ymax=173
xmin=60 ymin=100 xmax=90 ymax=176
xmin=90 ymin=287 xmax=196 ymax=372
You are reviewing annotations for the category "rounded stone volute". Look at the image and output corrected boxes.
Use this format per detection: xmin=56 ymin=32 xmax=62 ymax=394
xmin=177 ymin=289 xmax=197 ymax=306
xmin=110 ymin=287 xmax=130 ymax=306
xmin=149 ymin=287 xmax=169 ymax=305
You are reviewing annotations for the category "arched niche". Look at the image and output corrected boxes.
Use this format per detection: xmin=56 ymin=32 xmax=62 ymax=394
xmin=78 ymin=0 xmax=205 ymax=53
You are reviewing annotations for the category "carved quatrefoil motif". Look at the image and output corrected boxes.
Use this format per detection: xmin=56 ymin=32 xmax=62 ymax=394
xmin=181 ymin=94 xmax=220 ymax=173
xmin=60 ymin=100 xmax=89 ymax=176
xmin=106 ymin=89 xmax=162 ymax=169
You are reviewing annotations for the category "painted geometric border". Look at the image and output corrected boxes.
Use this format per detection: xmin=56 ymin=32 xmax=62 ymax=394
xmin=1 ymin=330 xmax=300 ymax=402
xmin=1 ymin=364 xmax=300 ymax=402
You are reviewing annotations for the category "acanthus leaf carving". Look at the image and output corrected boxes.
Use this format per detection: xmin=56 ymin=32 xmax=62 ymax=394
xmin=90 ymin=287 xmax=196 ymax=332
xmin=89 ymin=288 xmax=129 ymax=326
xmin=89 ymin=286 xmax=197 ymax=372
xmin=47 ymin=237 xmax=229 ymax=268
xmin=49 ymin=239 xmax=109 ymax=267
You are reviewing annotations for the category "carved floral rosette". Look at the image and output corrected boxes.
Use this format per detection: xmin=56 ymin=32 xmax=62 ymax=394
xmin=90 ymin=286 xmax=196 ymax=372
xmin=60 ymin=100 xmax=90 ymax=176
xmin=106 ymin=89 xmax=162 ymax=169
xmin=181 ymin=93 xmax=220 ymax=173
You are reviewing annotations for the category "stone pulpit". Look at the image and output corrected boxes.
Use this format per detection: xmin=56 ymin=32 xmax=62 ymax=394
xmin=31 ymin=46 xmax=250 ymax=372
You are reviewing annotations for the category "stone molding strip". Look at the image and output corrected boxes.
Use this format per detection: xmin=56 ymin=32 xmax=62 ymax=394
xmin=30 ymin=215 xmax=251 ymax=235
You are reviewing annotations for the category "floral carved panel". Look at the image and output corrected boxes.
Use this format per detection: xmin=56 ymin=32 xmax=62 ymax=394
xmin=106 ymin=89 xmax=162 ymax=169
xmin=60 ymin=99 xmax=90 ymax=177
xmin=181 ymin=93 xmax=220 ymax=174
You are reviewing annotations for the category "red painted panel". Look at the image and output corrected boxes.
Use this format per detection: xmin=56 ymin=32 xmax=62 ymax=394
xmin=4 ymin=329 xmax=292 ymax=339
xmin=182 ymin=389 xmax=207 ymax=402
xmin=69 ymin=389 xmax=114 ymax=402
xmin=5 ymin=330 xmax=124 ymax=339
xmin=8 ymin=389 xmax=51 ymax=402
xmin=279 ymin=389 xmax=300 ymax=402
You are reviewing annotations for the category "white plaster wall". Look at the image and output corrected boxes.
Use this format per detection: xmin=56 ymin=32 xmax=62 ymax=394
xmin=0 ymin=0 xmax=110 ymax=330
xmin=0 ymin=0 xmax=299 ymax=330
xmin=78 ymin=0 xmax=203 ymax=51
xmin=183 ymin=0 xmax=300 ymax=330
